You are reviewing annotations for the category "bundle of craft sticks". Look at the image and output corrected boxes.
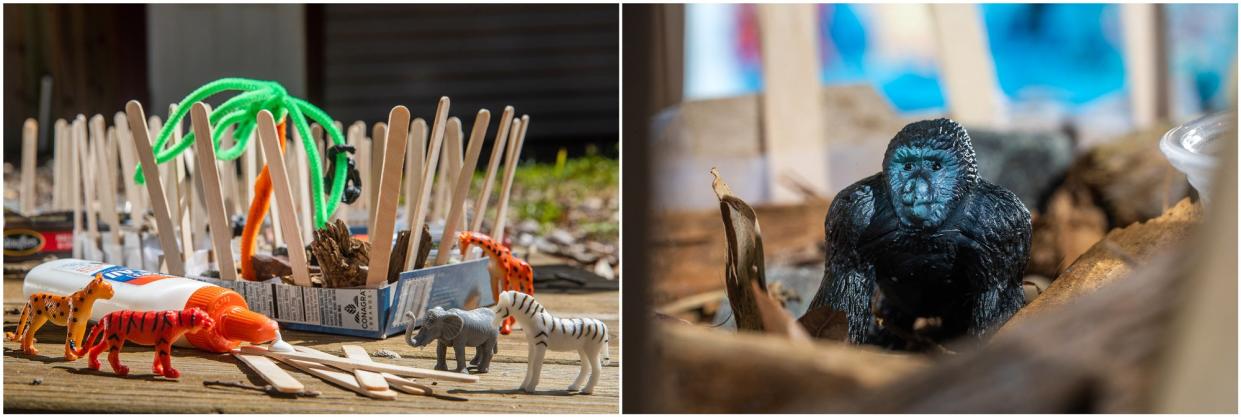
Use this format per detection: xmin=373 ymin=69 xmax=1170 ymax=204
xmin=15 ymin=96 xmax=529 ymax=288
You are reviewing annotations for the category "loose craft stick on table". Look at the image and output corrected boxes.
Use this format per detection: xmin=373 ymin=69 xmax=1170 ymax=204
xmin=365 ymin=106 xmax=410 ymax=288
xmin=435 ymin=109 xmax=491 ymax=265
xmin=256 ymin=110 xmax=312 ymax=286
xmin=231 ymin=351 xmax=305 ymax=394
xmin=239 ymin=345 xmax=479 ymax=383
xmin=246 ymin=346 xmax=397 ymax=400
xmin=126 ymin=101 xmax=186 ymax=275
xmin=341 ymin=345 xmax=390 ymax=392
xmin=21 ymin=118 xmax=37 ymax=214
xmin=492 ymin=116 xmax=529 ymax=243
xmin=190 ymin=103 xmax=239 ymax=281
xmin=305 ymin=345 xmax=429 ymax=396
xmin=469 ymin=106 xmax=515 ymax=236
xmin=406 ymin=97 xmax=451 ymax=269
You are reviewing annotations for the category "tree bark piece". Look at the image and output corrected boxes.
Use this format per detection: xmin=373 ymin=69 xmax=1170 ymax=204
xmin=711 ymin=168 xmax=766 ymax=331
xmin=310 ymin=219 xmax=371 ymax=288
xmin=649 ymin=323 xmax=928 ymax=413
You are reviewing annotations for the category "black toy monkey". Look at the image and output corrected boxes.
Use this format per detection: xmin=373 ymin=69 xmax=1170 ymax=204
xmin=808 ymin=118 xmax=1031 ymax=348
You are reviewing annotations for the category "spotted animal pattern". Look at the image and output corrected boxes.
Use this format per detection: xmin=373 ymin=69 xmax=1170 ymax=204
xmin=458 ymin=231 xmax=534 ymax=335
xmin=72 ymin=308 xmax=215 ymax=378
xmin=494 ymin=290 xmax=610 ymax=394
xmin=6 ymin=274 xmax=114 ymax=360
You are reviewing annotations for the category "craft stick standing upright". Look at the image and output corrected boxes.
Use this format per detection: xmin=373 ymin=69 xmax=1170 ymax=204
xmin=470 ymin=106 xmax=515 ymax=235
xmin=189 ymin=103 xmax=239 ymax=281
xmin=90 ymin=116 xmax=123 ymax=256
xmin=403 ymin=118 xmax=427 ymax=264
xmin=353 ymin=121 xmax=370 ymax=227
xmin=365 ymin=106 xmax=410 ymax=287
xmin=21 ymin=119 xmax=37 ymax=213
xmin=406 ymin=97 xmax=451 ymax=265
xmin=52 ymin=120 xmax=66 ymax=209
xmin=68 ymin=119 xmax=81 ymax=257
xmin=74 ymin=116 xmax=101 ymax=258
xmin=256 ymin=110 xmax=312 ymax=286
xmin=492 ymin=117 xmax=528 ymax=243
xmin=370 ymin=122 xmax=387 ymax=231
xmin=431 ymin=119 xmax=460 ymax=223
xmin=241 ymin=128 xmax=257 ymax=212
xmin=434 ymin=110 xmax=490 ymax=265
xmin=217 ymin=125 xmax=240 ymax=217
xmin=114 ymin=113 xmax=145 ymax=218
xmin=288 ymin=127 xmax=312 ymax=240
xmin=126 ymin=101 xmax=186 ymax=276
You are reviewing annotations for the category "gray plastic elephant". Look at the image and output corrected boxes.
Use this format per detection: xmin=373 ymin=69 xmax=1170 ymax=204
xmin=405 ymin=306 xmax=499 ymax=374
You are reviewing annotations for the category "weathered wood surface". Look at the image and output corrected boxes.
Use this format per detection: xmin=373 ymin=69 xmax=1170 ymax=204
xmin=3 ymin=281 xmax=619 ymax=413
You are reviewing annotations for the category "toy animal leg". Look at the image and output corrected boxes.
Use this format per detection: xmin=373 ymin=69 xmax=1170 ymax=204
xmin=582 ymin=347 xmax=602 ymax=394
xmin=522 ymin=344 xmax=547 ymax=393
xmin=434 ymin=342 xmax=449 ymax=371
xmin=64 ymin=319 xmax=87 ymax=361
xmin=968 ymin=285 xmax=1023 ymax=337
xmin=21 ymin=315 xmax=48 ymax=355
xmin=87 ymin=341 xmax=108 ymax=370
xmin=453 ymin=344 xmax=469 ymax=373
xmin=108 ymin=343 xmax=129 ymax=376
xmin=157 ymin=345 xmax=178 ymax=378
xmin=7 ymin=303 xmax=31 ymax=342
xmin=475 ymin=340 xmax=495 ymax=373
xmin=500 ymin=316 xmax=515 ymax=335
xmin=568 ymin=350 xmax=591 ymax=391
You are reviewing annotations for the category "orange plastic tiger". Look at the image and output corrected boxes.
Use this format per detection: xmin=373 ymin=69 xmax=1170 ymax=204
xmin=72 ymin=308 xmax=215 ymax=378
xmin=457 ymin=231 xmax=534 ymax=335
xmin=6 ymin=274 xmax=114 ymax=360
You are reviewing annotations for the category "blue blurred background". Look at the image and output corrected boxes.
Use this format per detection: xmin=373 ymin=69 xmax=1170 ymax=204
xmin=684 ymin=3 xmax=1237 ymax=123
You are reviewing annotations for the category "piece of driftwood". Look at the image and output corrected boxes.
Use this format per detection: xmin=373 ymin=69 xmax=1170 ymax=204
xmin=387 ymin=230 xmax=411 ymax=284
xmin=711 ymin=168 xmax=766 ymax=331
xmin=1008 ymin=197 xmax=1200 ymax=326
xmin=648 ymin=323 xmax=928 ymax=413
xmin=310 ymin=219 xmax=372 ymax=288
xmin=414 ymin=225 xmax=433 ymax=270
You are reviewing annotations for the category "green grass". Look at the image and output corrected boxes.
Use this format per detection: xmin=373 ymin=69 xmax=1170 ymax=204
xmin=473 ymin=147 xmax=618 ymax=244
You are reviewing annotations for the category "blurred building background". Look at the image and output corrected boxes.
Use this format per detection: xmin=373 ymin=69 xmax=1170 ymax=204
xmin=4 ymin=3 xmax=619 ymax=165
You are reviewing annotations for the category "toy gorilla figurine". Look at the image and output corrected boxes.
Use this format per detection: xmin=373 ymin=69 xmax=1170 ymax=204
xmin=808 ymin=118 xmax=1031 ymax=348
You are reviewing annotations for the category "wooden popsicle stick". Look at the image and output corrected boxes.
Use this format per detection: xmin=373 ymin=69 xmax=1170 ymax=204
xmin=341 ymin=345 xmax=390 ymax=391
xmin=365 ymin=107 xmax=410 ymax=287
xmin=21 ymin=118 xmax=37 ymax=214
xmin=74 ymin=117 xmax=101 ymax=258
xmin=68 ymin=119 xmax=82 ymax=257
xmin=231 ymin=351 xmax=305 ymax=393
xmin=299 ymin=345 xmax=428 ymax=395
xmin=492 ymin=116 xmax=528 ymax=242
xmin=406 ymin=97 xmax=450 ymax=269
xmin=289 ymin=126 xmax=312 ymax=241
xmin=114 ymin=113 xmax=145 ymax=222
xmin=126 ymin=101 xmax=185 ymax=276
xmin=216 ymin=125 xmax=239 ymax=217
xmin=369 ymin=122 xmax=386 ymax=231
xmin=189 ymin=103 xmax=239 ymax=281
xmin=469 ymin=106 xmax=514 ymax=236
xmin=241 ymin=128 xmax=256 ymax=213
xmin=53 ymin=120 xmax=66 ymax=209
xmin=431 ymin=118 xmax=459 ymax=223
xmin=434 ymin=110 xmax=491 ymax=265
xmin=90 ymin=116 xmax=123 ymax=255
xmin=453 ymin=120 xmax=467 ymax=233
xmin=240 ymin=344 xmax=478 ymax=383
xmin=256 ymin=110 xmax=312 ymax=286
xmin=402 ymin=119 xmax=427 ymax=269
xmin=251 ymin=347 xmax=396 ymax=400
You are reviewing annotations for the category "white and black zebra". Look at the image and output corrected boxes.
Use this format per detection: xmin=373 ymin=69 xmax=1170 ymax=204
xmin=493 ymin=290 xmax=611 ymax=394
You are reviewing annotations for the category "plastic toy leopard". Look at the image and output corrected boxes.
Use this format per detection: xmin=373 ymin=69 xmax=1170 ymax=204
xmin=457 ymin=231 xmax=534 ymax=335
xmin=72 ymin=308 xmax=215 ymax=378
xmin=6 ymin=274 xmax=114 ymax=360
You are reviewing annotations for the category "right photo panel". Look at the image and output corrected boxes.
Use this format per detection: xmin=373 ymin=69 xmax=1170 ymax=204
xmin=622 ymin=3 xmax=1238 ymax=413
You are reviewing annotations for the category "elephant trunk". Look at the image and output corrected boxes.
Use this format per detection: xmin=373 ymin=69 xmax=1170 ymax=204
xmin=409 ymin=327 xmax=434 ymax=348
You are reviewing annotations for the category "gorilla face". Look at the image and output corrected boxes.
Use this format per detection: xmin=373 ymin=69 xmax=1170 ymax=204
xmin=886 ymin=145 xmax=961 ymax=229
xmin=881 ymin=118 xmax=978 ymax=231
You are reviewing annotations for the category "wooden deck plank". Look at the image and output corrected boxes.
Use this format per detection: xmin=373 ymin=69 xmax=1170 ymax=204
xmin=3 ymin=278 xmax=618 ymax=413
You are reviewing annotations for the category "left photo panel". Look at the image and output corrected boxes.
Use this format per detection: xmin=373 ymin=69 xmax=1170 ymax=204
xmin=2 ymin=3 xmax=619 ymax=413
